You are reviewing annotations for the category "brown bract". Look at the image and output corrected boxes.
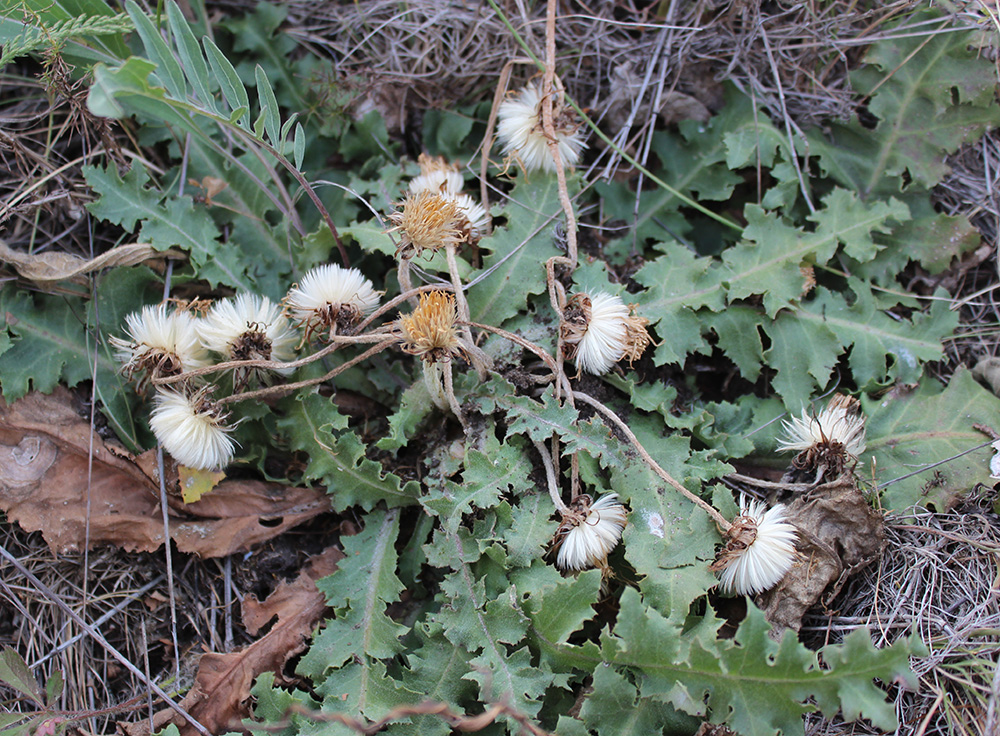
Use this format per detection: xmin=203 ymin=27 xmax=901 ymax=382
xmin=398 ymin=291 xmax=466 ymax=363
xmin=388 ymin=191 xmax=467 ymax=259
xmin=0 ymin=388 xmax=329 ymax=557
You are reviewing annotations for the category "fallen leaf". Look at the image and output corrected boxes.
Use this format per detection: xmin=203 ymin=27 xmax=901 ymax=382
xmin=0 ymin=240 xmax=184 ymax=286
xmin=757 ymin=475 xmax=884 ymax=632
xmin=179 ymin=466 xmax=226 ymax=504
xmin=0 ymin=389 xmax=330 ymax=557
xmin=124 ymin=547 xmax=343 ymax=736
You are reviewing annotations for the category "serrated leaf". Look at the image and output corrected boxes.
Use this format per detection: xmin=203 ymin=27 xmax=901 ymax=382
xmin=763 ymin=307 xmax=841 ymax=411
xmin=303 ymin=509 xmax=404 ymax=673
xmin=705 ymin=305 xmax=764 ymax=381
xmin=811 ymin=12 xmax=997 ymax=195
xmin=280 ymin=391 xmax=421 ymax=512
xmin=579 ymin=664 xmax=697 ymax=736
xmin=596 ymin=591 xmax=916 ymax=736
xmin=723 ymin=192 xmax=906 ymax=316
xmin=514 ymin=563 xmax=600 ymax=644
xmin=421 ymin=444 xmax=531 ymax=532
xmin=793 ymin=281 xmax=957 ymax=390
xmin=864 ymin=368 xmax=1000 ymax=512
xmin=633 ymin=242 xmax=720 ymax=364
xmin=466 ymin=175 xmax=562 ymax=327
xmin=376 ymin=380 xmax=434 ymax=454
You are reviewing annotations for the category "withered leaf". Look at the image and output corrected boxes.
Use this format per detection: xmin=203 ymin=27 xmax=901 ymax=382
xmin=0 ymin=389 xmax=329 ymax=557
xmin=124 ymin=546 xmax=343 ymax=736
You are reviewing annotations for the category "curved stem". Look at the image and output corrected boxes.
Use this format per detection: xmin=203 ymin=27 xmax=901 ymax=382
xmin=533 ymin=438 xmax=568 ymax=515
xmin=460 ymin=320 xmax=559 ymax=375
xmin=356 ymin=284 xmax=456 ymax=333
xmin=441 ymin=361 xmax=468 ymax=432
xmin=572 ymin=390 xmax=731 ymax=531
xmin=217 ymin=339 xmax=396 ymax=406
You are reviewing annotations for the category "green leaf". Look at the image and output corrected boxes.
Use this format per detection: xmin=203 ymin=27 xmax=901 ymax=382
xmin=421 ymin=442 xmax=531 ymax=532
xmin=515 ymin=563 xmax=601 ymax=645
xmin=124 ymin=0 xmax=186 ymax=99
xmin=255 ymin=64 xmax=281 ymax=147
xmin=864 ymin=368 xmax=1000 ymax=512
xmin=810 ymin=12 xmax=997 ymax=195
xmin=0 ymin=647 xmax=43 ymax=706
xmin=466 ymin=175 xmax=562 ymax=327
xmin=301 ymin=509 xmax=406 ymax=712
xmin=792 ymin=281 xmax=957 ymax=390
xmin=165 ymin=0 xmax=213 ymax=108
xmin=723 ymin=192 xmax=907 ymax=316
xmin=279 ymin=391 xmax=421 ymax=512
xmin=204 ymin=36 xmax=250 ymax=124
xmin=579 ymin=664 xmax=697 ymax=736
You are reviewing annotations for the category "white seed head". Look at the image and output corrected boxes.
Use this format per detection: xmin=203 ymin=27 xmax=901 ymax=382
xmin=555 ymin=493 xmax=628 ymax=572
xmin=715 ymin=497 xmax=797 ymax=596
xmin=149 ymin=388 xmax=235 ymax=471
xmin=199 ymin=293 xmax=297 ymax=375
xmin=497 ymin=83 xmax=586 ymax=173
xmin=110 ymin=304 xmax=209 ymax=380
xmin=409 ymin=153 xmax=464 ymax=196
xmin=562 ymin=292 xmax=629 ymax=375
xmin=410 ymin=170 xmax=464 ymax=197
xmin=778 ymin=394 xmax=867 ymax=458
xmin=447 ymin=193 xmax=490 ymax=242
xmin=285 ymin=264 xmax=380 ymax=339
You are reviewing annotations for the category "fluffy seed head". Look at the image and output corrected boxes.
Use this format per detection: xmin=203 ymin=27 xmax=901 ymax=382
xmin=778 ymin=393 xmax=867 ymax=456
xmin=200 ymin=293 xmax=297 ymax=368
xmin=497 ymin=82 xmax=586 ymax=173
xmin=560 ymin=292 xmax=649 ymax=375
xmin=712 ymin=497 xmax=797 ymax=596
xmin=409 ymin=153 xmax=464 ymax=196
xmin=285 ymin=265 xmax=381 ymax=341
xmin=778 ymin=394 xmax=866 ymax=480
xmin=388 ymin=191 xmax=469 ymax=259
xmin=399 ymin=291 xmax=464 ymax=363
xmin=555 ymin=493 xmax=628 ymax=572
xmin=110 ymin=304 xmax=209 ymax=385
xmin=149 ymin=387 xmax=236 ymax=471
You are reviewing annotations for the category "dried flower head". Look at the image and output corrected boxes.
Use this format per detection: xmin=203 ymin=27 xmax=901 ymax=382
xmin=399 ymin=291 xmax=466 ymax=363
xmin=150 ymin=387 xmax=236 ymax=471
xmin=199 ymin=293 xmax=297 ymax=386
xmin=778 ymin=393 xmax=867 ymax=478
xmin=388 ymin=191 xmax=469 ymax=259
xmin=448 ymin=193 xmax=490 ymax=243
xmin=560 ymin=292 xmax=650 ymax=375
xmin=712 ymin=497 xmax=797 ymax=596
xmin=554 ymin=493 xmax=628 ymax=572
xmin=110 ymin=304 xmax=209 ymax=386
xmin=497 ymin=82 xmax=586 ymax=173
xmin=285 ymin=264 xmax=381 ymax=341
xmin=409 ymin=153 xmax=464 ymax=197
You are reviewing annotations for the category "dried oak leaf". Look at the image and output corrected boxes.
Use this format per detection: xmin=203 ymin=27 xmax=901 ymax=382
xmin=757 ymin=476 xmax=884 ymax=632
xmin=0 ymin=388 xmax=329 ymax=557
xmin=125 ymin=546 xmax=343 ymax=736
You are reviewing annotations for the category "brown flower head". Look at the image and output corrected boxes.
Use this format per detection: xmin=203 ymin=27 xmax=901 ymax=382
xmin=388 ymin=191 xmax=468 ymax=260
xmin=399 ymin=291 xmax=467 ymax=363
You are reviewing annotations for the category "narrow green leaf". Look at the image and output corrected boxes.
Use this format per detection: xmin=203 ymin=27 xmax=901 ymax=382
xmin=124 ymin=0 xmax=185 ymax=99
xmin=254 ymin=64 xmax=281 ymax=146
xmin=165 ymin=0 xmax=213 ymax=108
xmin=292 ymin=121 xmax=305 ymax=170
xmin=203 ymin=36 xmax=249 ymax=125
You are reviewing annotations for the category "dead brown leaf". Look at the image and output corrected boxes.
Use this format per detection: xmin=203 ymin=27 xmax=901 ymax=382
xmin=125 ymin=546 xmax=343 ymax=736
xmin=0 ymin=239 xmax=184 ymax=286
xmin=0 ymin=389 xmax=330 ymax=557
xmin=757 ymin=476 xmax=884 ymax=632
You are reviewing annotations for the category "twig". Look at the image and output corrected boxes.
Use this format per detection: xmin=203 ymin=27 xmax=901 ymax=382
xmin=534 ymin=438 xmax=568 ymax=514
xmin=0 ymin=543 xmax=211 ymax=736
xmin=571 ymin=391 xmax=730 ymax=531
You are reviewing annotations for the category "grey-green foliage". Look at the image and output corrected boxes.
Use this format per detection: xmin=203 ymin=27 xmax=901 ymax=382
xmin=1 ymin=5 xmax=994 ymax=736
